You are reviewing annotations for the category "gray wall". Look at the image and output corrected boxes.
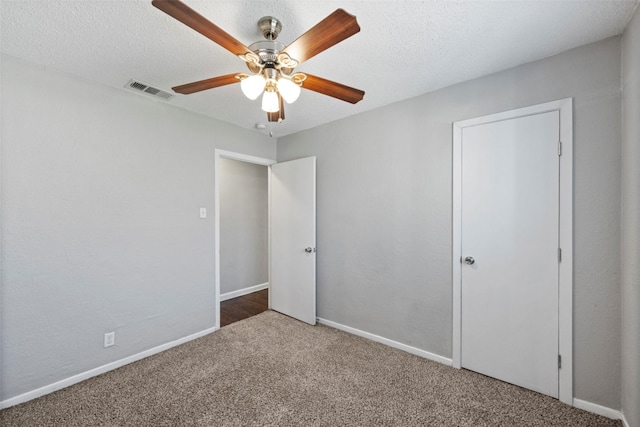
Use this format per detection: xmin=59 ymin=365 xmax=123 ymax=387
xmin=219 ymin=158 xmax=268 ymax=295
xmin=622 ymin=5 xmax=640 ymax=427
xmin=0 ymin=55 xmax=276 ymax=401
xmin=278 ymin=37 xmax=622 ymax=409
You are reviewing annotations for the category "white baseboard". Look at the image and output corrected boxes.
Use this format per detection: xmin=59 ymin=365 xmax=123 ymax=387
xmin=572 ymin=398 xmax=625 ymax=422
xmin=220 ymin=282 xmax=269 ymax=302
xmin=317 ymin=317 xmax=453 ymax=367
xmin=0 ymin=326 xmax=218 ymax=410
xmin=621 ymin=413 xmax=630 ymax=427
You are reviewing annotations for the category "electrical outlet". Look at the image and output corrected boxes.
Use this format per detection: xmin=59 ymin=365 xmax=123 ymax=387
xmin=104 ymin=331 xmax=115 ymax=348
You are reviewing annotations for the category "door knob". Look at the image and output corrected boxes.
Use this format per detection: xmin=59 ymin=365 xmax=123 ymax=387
xmin=464 ymin=256 xmax=475 ymax=265
xmin=305 ymin=247 xmax=313 ymax=253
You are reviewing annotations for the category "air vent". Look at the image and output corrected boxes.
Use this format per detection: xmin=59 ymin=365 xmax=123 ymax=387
xmin=125 ymin=80 xmax=174 ymax=101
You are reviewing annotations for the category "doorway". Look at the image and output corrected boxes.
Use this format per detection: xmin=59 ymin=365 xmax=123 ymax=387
xmin=215 ymin=150 xmax=276 ymax=329
xmin=215 ymin=151 xmax=317 ymax=328
xmin=452 ymin=99 xmax=573 ymax=404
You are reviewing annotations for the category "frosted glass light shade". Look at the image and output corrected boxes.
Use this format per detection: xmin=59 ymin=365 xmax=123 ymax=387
xmin=261 ymin=90 xmax=279 ymax=112
xmin=240 ymin=74 xmax=266 ymax=100
xmin=276 ymin=78 xmax=301 ymax=103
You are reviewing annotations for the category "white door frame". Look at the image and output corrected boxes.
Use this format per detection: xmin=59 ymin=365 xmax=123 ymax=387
xmin=214 ymin=149 xmax=276 ymax=330
xmin=452 ymin=98 xmax=573 ymax=404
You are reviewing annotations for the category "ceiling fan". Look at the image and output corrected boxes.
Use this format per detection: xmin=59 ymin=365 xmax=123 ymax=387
xmin=151 ymin=0 xmax=365 ymax=123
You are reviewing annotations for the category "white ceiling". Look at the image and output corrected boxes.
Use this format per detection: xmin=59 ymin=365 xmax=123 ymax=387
xmin=2 ymin=0 xmax=638 ymax=137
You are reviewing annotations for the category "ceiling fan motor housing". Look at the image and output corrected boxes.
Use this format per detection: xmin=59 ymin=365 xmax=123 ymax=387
xmin=249 ymin=40 xmax=285 ymax=64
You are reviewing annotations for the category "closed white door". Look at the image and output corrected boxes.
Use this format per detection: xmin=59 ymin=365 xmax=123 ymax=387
xmin=270 ymin=157 xmax=316 ymax=325
xmin=460 ymin=111 xmax=560 ymax=398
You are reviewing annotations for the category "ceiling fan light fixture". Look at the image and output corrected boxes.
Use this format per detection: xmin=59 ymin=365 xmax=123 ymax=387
xmin=276 ymin=77 xmax=301 ymax=104
xmin=262 ymin=89 xmax=280 ymax=113
xmin=240 ymin=74 xmax=266 ymax=100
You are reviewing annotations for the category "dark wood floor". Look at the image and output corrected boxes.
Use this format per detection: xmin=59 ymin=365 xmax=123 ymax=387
xmin=220 ymin=289 xmax=269 ymax=327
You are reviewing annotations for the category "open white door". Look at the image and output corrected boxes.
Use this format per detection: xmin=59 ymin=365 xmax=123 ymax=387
xmin=270 ymin=157 xmax=316 ymax=325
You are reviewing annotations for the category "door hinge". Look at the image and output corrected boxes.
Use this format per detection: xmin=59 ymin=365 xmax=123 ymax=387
xmin=558 ymin=354 xmax=562 ymax=369
xmin=558 ymin=141 xmax=562 ymax=156
xmin=558 ymin=248 xmax=562 ymax=262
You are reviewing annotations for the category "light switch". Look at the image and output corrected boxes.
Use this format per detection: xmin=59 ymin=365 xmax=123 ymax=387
xmin=200 ymin=208 xmax=207 ymax=219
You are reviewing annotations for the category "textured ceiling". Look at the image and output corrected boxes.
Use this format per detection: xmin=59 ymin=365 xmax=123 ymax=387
xmin=2 ymin=0 xmax=638 ymax=137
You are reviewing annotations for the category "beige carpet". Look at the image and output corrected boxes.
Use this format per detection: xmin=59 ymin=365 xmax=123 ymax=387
xmin=1 ymin=311 xmax=620 ymax=426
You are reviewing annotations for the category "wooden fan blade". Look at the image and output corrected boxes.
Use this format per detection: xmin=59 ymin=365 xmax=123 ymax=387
xmin=152 ymin=0 xmax=252 ymax=56
xmin=267 ymin=93 xmax=285 ymax=122
xmin=301 ymin=74 xmax=364 ymax=104
xmin=172 ymin=74 xmax=239 ymax=94
xmin=282 ymin=9 xmax=360 ymax=65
